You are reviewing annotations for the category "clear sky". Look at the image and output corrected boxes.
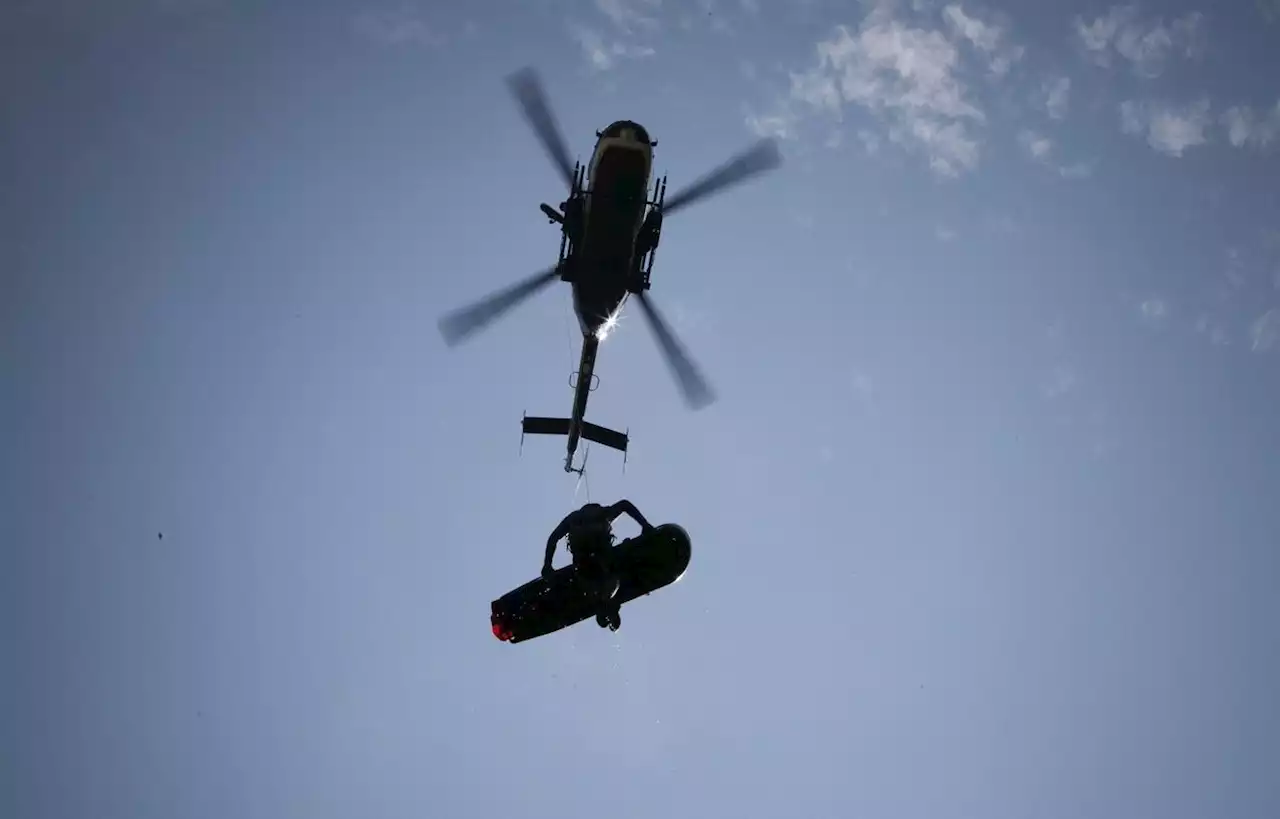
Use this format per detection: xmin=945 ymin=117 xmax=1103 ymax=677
xmin=5 ymin=1 xmax=1279 ymax=817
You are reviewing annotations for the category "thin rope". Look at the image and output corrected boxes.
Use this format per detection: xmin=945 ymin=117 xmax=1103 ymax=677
xmin=563 ymin=296 xmax=576 ymax=374
xmin=573 ymin=446 xmax=592 ymax=504
xmin=565 ymin=296 xmax=592 ymax=504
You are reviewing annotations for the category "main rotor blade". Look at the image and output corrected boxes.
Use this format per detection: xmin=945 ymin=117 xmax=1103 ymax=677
xmin=632 ymin=292 xmax=715 ymax=410
xmin=506 ymin=67 xmax=576 ymax=191
xmin=438 ymin=267 xmax=559 ymax=347
xmin=660 ymin=138 xmax=783 ymax=217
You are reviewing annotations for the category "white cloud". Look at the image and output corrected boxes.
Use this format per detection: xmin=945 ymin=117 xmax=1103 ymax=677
xmin=569 ymin=23 xmax=654 ymax=70
xmin=935 ymin=225 xmax=958 ymax=241
xmin=784 ymin=0 xmax=1003 ymax=177
xmin=1221 ymin=102 xmax=1280 ymax=150
xmin=1018 ymin=128 xmax=1052 ymax=159
xmin=1140 ymin=297 xmax=1169 ymax=324
xmin=1251 ymin=309 xmax=1279 ymax=352
xmin=1074 ymin=6 xmax=1138 ymax=64
xmin=942 ymin=4 xmax=1000 ymax=52
xmin=1195 ymin=314 xmax=1231 ymax=346
xmin=745 ymin=110 xmax=795 ymax=140
xmin=1075 ymin=5 xmax=1203 ymax=78
xmin=1042 ymin=75 xmax=1071 ymax=119
xmin=789 ymin=67 xmax=844 ymax=119
xmin=594 ymin=0 xmax=660 ymax=32
xmin=1058 ymin=160 xmax=1095 ymax=179
xmin=352 ymin=7 xmax=442 ymax=47
xmin=1119 ymin=98 xmax=1212 ymax=156
xmin=1017 ymin=128 xmax=1094 ymax=178
xmin=890 ymin=118 xmax=981 ymax=176
xmin=941 ymin=3 xmax=1025 ymax=76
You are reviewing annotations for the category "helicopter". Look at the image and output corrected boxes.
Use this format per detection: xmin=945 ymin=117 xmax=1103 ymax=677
xmin=437 ymin=67 xmax=782 ymax=474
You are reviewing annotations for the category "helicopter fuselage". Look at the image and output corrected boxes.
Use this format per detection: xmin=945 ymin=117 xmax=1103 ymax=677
xmin=568 ymin=120 xmax=654 ymax=342
xmin=444 ymin=67 xmax=772 ymax=474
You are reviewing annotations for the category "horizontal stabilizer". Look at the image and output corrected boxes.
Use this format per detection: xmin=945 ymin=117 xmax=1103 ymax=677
xmin=521 ymin=416 xmax=571 ymax=437
xmin=581 ymin=421 xmax=628 ymax=453
xmin=520 ymin=415 xmax=629 ymax=453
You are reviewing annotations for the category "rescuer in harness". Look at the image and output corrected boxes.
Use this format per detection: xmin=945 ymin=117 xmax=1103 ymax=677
xmin=542 ymin=499 xmax=655 ymax=632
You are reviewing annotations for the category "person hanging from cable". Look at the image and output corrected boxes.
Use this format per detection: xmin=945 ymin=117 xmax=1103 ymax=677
xmin=542 ymin=499 xmax=655 ymax=631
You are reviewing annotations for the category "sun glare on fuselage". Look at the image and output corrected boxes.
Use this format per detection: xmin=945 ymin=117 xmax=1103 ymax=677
xmin=595 ymin=307 xmax=623 ymax=341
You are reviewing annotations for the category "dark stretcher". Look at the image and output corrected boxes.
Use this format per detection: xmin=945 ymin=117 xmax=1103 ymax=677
xmin=491 ymin=523 xmax=692 ymax=643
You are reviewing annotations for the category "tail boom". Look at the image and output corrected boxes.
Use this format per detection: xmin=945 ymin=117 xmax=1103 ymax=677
xmin=521 ymin=337 xmax=629 ymax=471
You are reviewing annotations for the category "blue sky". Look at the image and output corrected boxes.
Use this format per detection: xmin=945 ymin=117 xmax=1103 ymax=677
xmin=5 ymin=0 xmax=1279 ymax=817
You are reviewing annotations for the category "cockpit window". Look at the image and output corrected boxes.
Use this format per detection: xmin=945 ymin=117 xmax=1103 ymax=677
xmin=602 ymin=120 xmax=652 ymax=145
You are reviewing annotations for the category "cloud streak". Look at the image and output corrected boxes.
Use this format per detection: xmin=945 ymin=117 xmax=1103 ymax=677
xmin=352 ymin=6 xmax=442 ymax=47
xmin=594 ymin=0 xmax=661 ymax=32
xmin=568 ymin=22 xmax=655 ymax=70
xmin=1221 ymin=102 xmax=1280 ymax=150
xmin=1140 ymin=297 xmax=1170 ymax=326
xmin=1120 ymin=98 xmax=1212 ymax=156
xmin=1251 ymin=309 xmax=1279 ymax=352
xmin=1075 ymin=5 xmax=1203 ymax=78
xmin=1018 ymin=128 xmax=1094 ymax=178
xmin=1041 ymin=75 xmax=1071 ymax=120
xmin=781 ymin=0 xmax=1021 ymax=177
xmin=941 ymin=3 xmax=1025 ymax=76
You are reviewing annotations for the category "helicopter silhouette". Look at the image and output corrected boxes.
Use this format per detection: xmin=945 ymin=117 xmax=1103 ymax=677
xmin=438 ymin=67 xmax=782 ymax=473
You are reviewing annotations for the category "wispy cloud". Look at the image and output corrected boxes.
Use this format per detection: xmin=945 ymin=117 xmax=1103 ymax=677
xmin=941 ymin=3 xmax=1025 ymax=76
xmin=779 ymin=0 xmax=1021 ymax=177
xmin=1043 ymin=364 xmax=1078 ymax=399
xmin=1119 ymin=98 xmax=1212 ymax=156
xmin=594 ymin=0 xmax=661 ymax=32
xmin=1075 ymin=5 xmax=1203 ymax=78
xmin=1139 ymin=296 xmax=1170 ymax=326
xmin=1251 ymin=309 xmax=1279 ymax=352
xmin=1194 ymin=314 xmax=1231 ymax=346
xmin=745 ymin=110 xmax=795 ymax=140
xmin=1018 ymin=128 xmax=1053 ymax=159
xmin=575 ymin=0 xmax=661 ymax=69
xmin=569 ymin=22 xmax=654 ymax=70
xmin=1057 ymin=160 xmax=1096 ymax=179
xmin=1183 ymin=242 xmax=1280 ymax=350
xmin=1221 ymin=102 xmax=1280 ymax=150
xmin=352 ymin=6 xmax=442 ymax=47
xmin=1041 ymin=75 xmax=1071 ymax=120
xmin=1018 ymin=128 xmax=1095 ymax=178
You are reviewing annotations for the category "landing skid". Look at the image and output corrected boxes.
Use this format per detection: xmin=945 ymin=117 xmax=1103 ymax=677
xmin=632 ymin=173 xmax=668 ymax=294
